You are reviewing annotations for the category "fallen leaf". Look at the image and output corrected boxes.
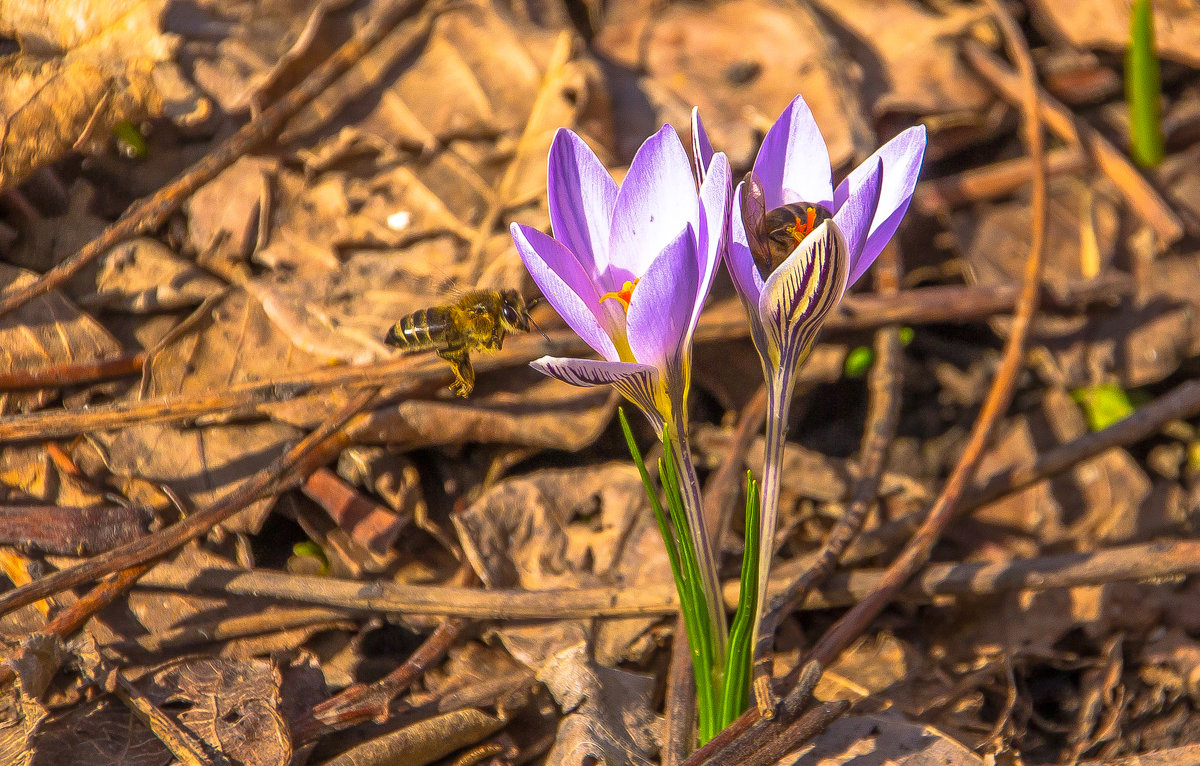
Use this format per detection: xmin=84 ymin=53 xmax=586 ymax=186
xmin=0 ymin=0 xmax=203 ymax=188
xmin=143 ymin=656 xmax=291 ymax=766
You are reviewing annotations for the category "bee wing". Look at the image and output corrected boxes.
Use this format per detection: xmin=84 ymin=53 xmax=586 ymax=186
xmin=740 ymin=172 xmax=773 ymax=276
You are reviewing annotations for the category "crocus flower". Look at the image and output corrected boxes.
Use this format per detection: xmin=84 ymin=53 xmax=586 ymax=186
xmin=699 ymin=95 xmax=926 ymax=686
xmin=510 ymin=124 xmax=732 ymax=657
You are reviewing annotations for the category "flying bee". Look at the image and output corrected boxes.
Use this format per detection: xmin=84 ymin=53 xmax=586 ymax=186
xmin=385 ymin=289 xmax=544 ymax=397
xmin=740 ymin=171 xmax=834 ymax=280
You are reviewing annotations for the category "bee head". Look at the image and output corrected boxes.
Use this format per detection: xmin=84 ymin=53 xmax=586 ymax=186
xmin=499 ymin=289 xmax=531 ymax=332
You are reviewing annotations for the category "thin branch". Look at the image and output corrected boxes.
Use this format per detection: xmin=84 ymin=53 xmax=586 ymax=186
xmin=134 ymin=538 xmax=1200 ymax=618
xmin=0 ymin=277 xmax=1129 ymax=445
xmin=292 ymin=567 xmax=477 ymax=744
xmin=0 ymin=387 xmax=381 ymax=619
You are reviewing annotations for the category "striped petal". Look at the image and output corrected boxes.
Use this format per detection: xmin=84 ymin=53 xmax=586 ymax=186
xmin=758 ymin=220 xmax=848 ymax=371
xmin=530 ymin=356 xmax=665 ymax=432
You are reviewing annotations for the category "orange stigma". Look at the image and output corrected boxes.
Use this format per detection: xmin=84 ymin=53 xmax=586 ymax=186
xmin=787 ymin=206 xmax=819 ymax=244
xmin=599 ymin=279 xmax=639 ymax=311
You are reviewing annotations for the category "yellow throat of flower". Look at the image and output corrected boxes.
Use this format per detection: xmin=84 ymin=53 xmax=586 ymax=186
xmin=599 ymin=279 xmax=639 ymax=363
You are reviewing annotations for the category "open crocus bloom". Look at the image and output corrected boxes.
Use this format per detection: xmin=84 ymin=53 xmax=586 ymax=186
xmin=696 ymin=96 xmax=926 ymax=378
xmin=699 ymin=95 xmax=926 ymax=702
xmin=510 ymin=125 xmax=731 ymax=433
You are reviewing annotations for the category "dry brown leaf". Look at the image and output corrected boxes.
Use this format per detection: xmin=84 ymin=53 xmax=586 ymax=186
xmin=1030 ymin=1 xmax=1200 ymax=67
xmin=143 ymin=656 xmax=290 ymax=766
xmin=454 ymin=464 xmax=669 ymax=762
xmin=89 ymin=290 xmax=308 ymax=531
xmin=0 ymin=684 xmax=47 ymax=766
xmin=0 ymin=262 xmax=123 ymax=415
xmin=595 ymin=0 xmax=856 ymax=168
xmin=26 ymin=697 xmax=167 ymax=766
xmin=784 ymin=713 xmax=984 ymax=765
xmin=0 ymin=0 xmax=202 ymax=189
xmin=963 ymin=180 xmax=1195 ymax=388
xmin=971 ymin=387 xmax=1157 ymax=547
xmin=84 ymin=238 xmax=225 ymax=313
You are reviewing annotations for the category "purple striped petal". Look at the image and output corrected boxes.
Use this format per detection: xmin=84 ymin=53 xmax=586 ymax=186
xmin=530 ymin=356 xmax=665 ymax=430
xmin=759 ymin=221 xmax=848 ymax=369
xmin=627 ymin=224 xmax=698 ymax=373
xmin=833 ymin=125 xmax=926 ymax=277
xmin=692 ymin=151 xmax=730 ymax=339
xmin=752 ymin=96 xmax=833 ymax=211
xmin=832 ymin=157 xmax=883 ymax=289
xmin=607 ymin=124 xmax=699 ymax=278
xmin=691 ymin=107 xmax=714 ymax=183
xmin=511 ymin=223 xmax=620 ymax=362
xmin=547 ymin=128 xmax=618 ymax=287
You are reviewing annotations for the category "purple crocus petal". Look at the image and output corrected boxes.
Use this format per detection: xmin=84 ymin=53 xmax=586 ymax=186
xmin=832 ymin=157 xmax=884 ymax=289
xmin=752 ymin=95 xmax=833 ymax=210
xmin=547 ymin=129 xmax=618 ymax=286
xmin=608 ymin=124 xmax=699 ymax=279
xmin=531 ymin=356 xmax=665 ymax=431
xmin=758 ymin=221 xmax=848 ymax=369
xmin=627 ymin=224 xmax=698 ymax=373
xmin=691 ymin=151 xmax=730 ymax=339
xmin=726 ymin=182 xmax=766 ymax=307
xmin=511 ymin=223 xmax=620 ymax=362
xmin=833 ymin=125 xmax=926 ymax=276
xmin=691 ymin=106 xmax=714 ymax=184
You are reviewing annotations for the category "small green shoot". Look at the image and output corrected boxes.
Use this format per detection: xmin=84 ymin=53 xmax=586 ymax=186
xmin=1126 ymin=0 xmax=1164 ymax=168
xmin=844 ymin=346 xmax=874 ymax=378
xmin=113 ymin=121 xmax=148 ymax=159
xmin=290 ymin=541 xmax=329 ymax=575
xmin=1070 ymin=383 xmax=1146 ymax=432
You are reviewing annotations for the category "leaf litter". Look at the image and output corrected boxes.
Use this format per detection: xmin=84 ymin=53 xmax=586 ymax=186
xmin=0 ymin=0 xmax=1197 ymax=763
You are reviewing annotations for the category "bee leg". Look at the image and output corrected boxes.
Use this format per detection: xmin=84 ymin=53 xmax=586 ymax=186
xmin=437 ymin=348 xmax=475 ymax=397
xmin=489 ymin=327 xmax=505 ymax=351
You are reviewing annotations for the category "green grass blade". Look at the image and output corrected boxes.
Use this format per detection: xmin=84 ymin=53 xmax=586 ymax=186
xmin=618 ymin=409 xmax=687 ymax=597
xmin=1127 ymin=0 xmax=1164 ymax=167
xmin=720 ymin=472 xmax=760 ymax=727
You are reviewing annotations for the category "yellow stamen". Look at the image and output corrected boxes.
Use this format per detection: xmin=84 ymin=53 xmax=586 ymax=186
xmin=599 ymin=279 xmax=639 ymax=312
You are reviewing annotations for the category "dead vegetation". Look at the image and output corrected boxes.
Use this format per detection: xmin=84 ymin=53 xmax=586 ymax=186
xmin=0 ymin=0 xmax=1198 ymax=763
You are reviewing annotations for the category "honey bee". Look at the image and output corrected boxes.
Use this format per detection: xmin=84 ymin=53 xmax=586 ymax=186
xmin=385 ymin=289 xmax=537 ymax=397
xmin=740 ymin=172 xmax=834 ymax=280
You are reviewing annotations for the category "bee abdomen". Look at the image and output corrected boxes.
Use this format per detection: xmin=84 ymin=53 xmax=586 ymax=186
xmin=386 ymin=307 xmax=451 ymax=350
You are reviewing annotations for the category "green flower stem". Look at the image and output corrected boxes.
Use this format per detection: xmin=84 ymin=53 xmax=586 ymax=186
xmin=619 ymin=409 xmax=723 ymax=742
xmin=665 ymin=417 xmax=730 ymax=663
xmin=749 ymin=373 xmax=795 ymax=684
xmin=660 ymin=437 xmax=719 ymax=741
